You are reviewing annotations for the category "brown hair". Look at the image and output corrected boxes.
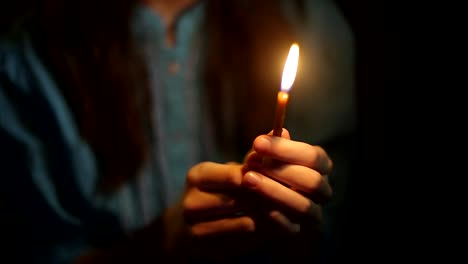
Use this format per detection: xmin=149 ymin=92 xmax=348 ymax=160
xmin=31 ymin=0 xmax=302 ymax=192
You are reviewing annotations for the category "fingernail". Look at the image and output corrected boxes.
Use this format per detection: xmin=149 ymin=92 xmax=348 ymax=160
xmin=243 ymin=171 xmax=262 ymax=187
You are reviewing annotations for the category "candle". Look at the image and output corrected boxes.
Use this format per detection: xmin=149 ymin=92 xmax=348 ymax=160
xmin=272 ymin=43 xmax=300 ymax=137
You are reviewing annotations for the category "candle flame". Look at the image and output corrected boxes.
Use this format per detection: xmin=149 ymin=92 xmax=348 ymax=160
xmin=281 ymin=43 xmax=299 ymax=92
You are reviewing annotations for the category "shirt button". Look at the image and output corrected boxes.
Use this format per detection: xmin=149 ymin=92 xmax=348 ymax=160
xmin=168 ymin=62 xmax=180 ymax=75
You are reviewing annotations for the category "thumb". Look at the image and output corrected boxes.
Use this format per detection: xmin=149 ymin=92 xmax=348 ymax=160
xmin=266 ymin=128 xmax=291 ymax=139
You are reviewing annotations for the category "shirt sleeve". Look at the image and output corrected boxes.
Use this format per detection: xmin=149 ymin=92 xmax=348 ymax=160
xmin=0 ymin=35 xmax=93 ymax=264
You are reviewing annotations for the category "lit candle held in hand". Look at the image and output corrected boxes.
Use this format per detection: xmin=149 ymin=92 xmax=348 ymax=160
xmin=272 ymin=43 xmax=299 ymax=137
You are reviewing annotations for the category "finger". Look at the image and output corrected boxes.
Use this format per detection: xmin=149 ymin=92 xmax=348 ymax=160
xmin=244 ymin=151 xmax=276 ymax=170
xmin=266 ymin=128 xmax=291 ymax=139
xmin=187 ymin=162 xmax=243 ymax=190
xmin=253 ymin=136 xmax=333 ymax=175
xmin=242 ymin=129 xmax=290 ymax=165
xmin=244 ymin=151 xmax=267 ymax=165
xmin=242 ymin=171 xmax=322 ymax=220
xmin=242 ymin=151 xmax=262 ymax=174
xmin=183 ymin=188 xmax=242 ymax=219
xmin=190 ymin=216 xmax=256 ymax=237
xmin=248 ymin=162 xmax=332 ymax=203
xmin=269 ymin=210 xmax=300 ymax=234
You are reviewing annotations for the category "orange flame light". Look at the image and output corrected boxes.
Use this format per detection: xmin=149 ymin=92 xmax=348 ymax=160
xmin=272 ymin=43 xmax=300 ymax=137
xmin=281 ymin=43 xmax=300 ymax=92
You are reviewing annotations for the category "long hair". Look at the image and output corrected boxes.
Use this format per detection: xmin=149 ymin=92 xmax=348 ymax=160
xmin=27 ymin=0 xmax=303 ymax=192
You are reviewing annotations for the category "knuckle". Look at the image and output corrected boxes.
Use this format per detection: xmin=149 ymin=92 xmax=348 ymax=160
xmin=304 ymin=171 xmax=323 ymax=193
xmin=305 ymin=147 xmax=319 ymax=168
xmin=187 ymin=161 xmax=211 ymax=185
xmin=328 ymin=159 xmax=334 ymax=173
xmin=190 ymin=224 xmax=207 ymax=238
xmin=186 ymin=168 xmax=197 ymax=185
xmin=225 ymin=167 xmax=242 ymax=186
xmin=182 ymin=192 xmax=197 ymax=213
xmin=238 ymin=217 xmax=255 ymax=232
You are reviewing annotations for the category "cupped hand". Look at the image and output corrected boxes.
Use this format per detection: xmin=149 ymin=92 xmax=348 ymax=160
xmin=181 ymin=161 xmax=262 ymax=261
xmin=242 ymin=128 xmax=333 ymax=233
xmin=179 ymin=128 xmax=333 ymax=261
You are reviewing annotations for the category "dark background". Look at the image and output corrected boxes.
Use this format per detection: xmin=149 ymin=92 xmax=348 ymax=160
xmin=1 ymin=0 xmax=392 ymax=262
xmin=334 ymin=0 xmax=393 ymax=262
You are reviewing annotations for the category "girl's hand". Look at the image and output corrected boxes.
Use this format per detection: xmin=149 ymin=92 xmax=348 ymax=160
xmin=242 ymin=128 xmax=333 ymax=233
